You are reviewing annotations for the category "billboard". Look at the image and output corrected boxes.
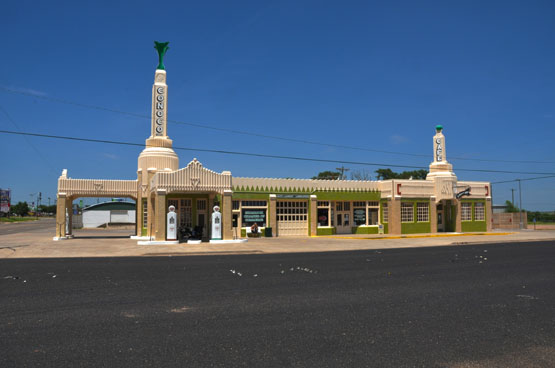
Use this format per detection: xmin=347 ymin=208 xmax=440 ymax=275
xmin=0 ymin=189 xmax=11 ymax=213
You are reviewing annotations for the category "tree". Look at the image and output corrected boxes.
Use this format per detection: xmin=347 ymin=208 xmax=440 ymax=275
xmin=39 ymin=204 xmax=57 ymax=214
xmin=374 ymin=169 xmax=428 ymax=180
xmin=10 ymin=201 xmax=30 ymax=217
xmin=312 ymin=171 xmax=342 ymax=180
xmin=504 ymin=200 xmax=520 ymax=213
xmin=350 ymin=169 xmax=372 ymax=180
xmin=374 ymin=168 xmax=398 ymax=180
xmin=527 ymin=210 xmax=555 ymax=223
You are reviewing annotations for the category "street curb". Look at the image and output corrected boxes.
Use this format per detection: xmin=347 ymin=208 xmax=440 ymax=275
xmin=312 ymin=232 xmax=515 ymax=240
xmin=450 ymin=238 xmax=555 ymax=245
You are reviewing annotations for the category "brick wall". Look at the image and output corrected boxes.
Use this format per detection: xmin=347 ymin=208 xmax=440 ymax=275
xmin=492 ymin=212 xmax=528 ymax=229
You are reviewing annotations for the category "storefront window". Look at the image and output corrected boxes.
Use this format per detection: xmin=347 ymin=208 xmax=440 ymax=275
xmin=241 ymin=200 xmax=267 ymax=227
xmin=317 ymin=201 xmax=331 ymax=227
xmin=242 ymin=208 xmax=266 ymax=227
xmin=474 ymin=202 xmax=485 ymax=221
xmin=401 ymin=202 xmax=414 ymax=222
xmin=353 ymin=207 xmax=366 ymax=225
xmin=317 ymin=208 xmax=329 ymax=226
xmin=462 ymin=202 xmax=472 ymax=221
xmin=417 ymin=202 xmax=429 ymax=222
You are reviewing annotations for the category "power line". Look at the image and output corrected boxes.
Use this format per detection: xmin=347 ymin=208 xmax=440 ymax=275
xmin=491 ymin=175 xmax=555 ymax=185
xmin=0 ymin=105 xmax=58 ymax=175
xmin=2 ymin=129 xmax=555 ymax=176
xmin=3 ymin=85 xmax=555 ymax=165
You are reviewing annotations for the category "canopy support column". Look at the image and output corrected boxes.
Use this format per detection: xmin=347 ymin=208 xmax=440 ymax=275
xmin=222 ymin=190 xmax=233 ymax=240
xmin=388 ymin=196 xmax=401 ymax=235
xmin=430 ymin=196 xmax=437 ymax=233
xmin=154 ymin=189 xmax=167 ymax=241
xmin=54 ymin=193 xmax=67 ymax=240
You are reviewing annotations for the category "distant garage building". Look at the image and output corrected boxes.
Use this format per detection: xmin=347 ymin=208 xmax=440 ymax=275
xmin=82 ymin=202 xmax=136 ymax=228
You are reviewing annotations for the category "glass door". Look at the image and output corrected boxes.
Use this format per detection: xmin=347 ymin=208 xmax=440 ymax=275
xmin=437 ymin=203 xmax=444 ymax=232
xmin=335 ymin=201 xmax=351 ymax=234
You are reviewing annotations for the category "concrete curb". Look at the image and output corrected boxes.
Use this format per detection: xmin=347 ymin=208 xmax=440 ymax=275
xmin=450 ymin=238 xmax=555 ymax=246
xmin=313 ymin=232 xmax=515 ymax=241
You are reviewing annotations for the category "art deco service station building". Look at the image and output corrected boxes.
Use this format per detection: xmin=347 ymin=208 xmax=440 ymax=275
xmin=54 ymin=45 xmax=492 ymax=243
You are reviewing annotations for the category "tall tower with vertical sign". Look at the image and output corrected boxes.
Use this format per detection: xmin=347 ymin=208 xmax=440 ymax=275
xmin=137 ymin=42 xmax=179 ymax=235
xmin=427 ymin=125 xmax=456 ymax=179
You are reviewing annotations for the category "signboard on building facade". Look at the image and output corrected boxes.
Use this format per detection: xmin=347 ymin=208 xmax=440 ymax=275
xmin=276 ymin=194 xmax=310 ymax=199
xmin=0 ymin=189 xmax=11 ymax=213
xmin=242 ymin=209 xmax=266 ymax=227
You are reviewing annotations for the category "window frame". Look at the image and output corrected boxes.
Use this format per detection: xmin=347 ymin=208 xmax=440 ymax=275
xmin=240 ymin=200 xmax=268 ymax=227
xmin=461 ymin=202 xmax=472 ymax=221
xmin=416 ymin=202 xmax=429 ymax=222
xmin=401 ymin=202 xmax=414 ymax=223
xmin=474 ymin=202 xmax=485 ymax=221
xmin=317 ymin=201 xmax=332 ymax=227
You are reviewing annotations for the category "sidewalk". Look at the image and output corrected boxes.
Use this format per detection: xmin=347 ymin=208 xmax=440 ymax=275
xmin=1 ymin=219 xmax=555 ymax=259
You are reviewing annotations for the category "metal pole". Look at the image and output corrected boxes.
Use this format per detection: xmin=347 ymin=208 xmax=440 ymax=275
xmin=518 ymin=179 xmax=523 ymax=229
xmin=511 ymin=188 xmax=515 ymax=207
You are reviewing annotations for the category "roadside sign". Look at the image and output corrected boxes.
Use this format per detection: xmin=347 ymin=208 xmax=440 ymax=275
xmin=1 ymin=189 xmax=11 ymax=213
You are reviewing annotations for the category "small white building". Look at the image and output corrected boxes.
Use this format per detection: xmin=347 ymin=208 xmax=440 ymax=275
xmin=82 ymin=201 xmax=136 ymax=228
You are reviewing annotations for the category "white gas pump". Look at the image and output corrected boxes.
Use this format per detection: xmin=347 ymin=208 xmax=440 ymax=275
xmin=167 ymin=205 xmax=177 ymax=240
xmin=211 ymin=205 xmax=222 ymax=240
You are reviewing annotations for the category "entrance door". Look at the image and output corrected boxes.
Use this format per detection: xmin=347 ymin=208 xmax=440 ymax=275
xmin=437 ymin=204 xmax=444 ymax=232
xmin=276 ymin=200 xmax=308 ymax=236
xmin=168 ymin=199 xmax=192 ymax=229
xmin=335 ymin=201 xmax=351 ymax=234
xmin=196 ymin=199 xmax=207 ymax=239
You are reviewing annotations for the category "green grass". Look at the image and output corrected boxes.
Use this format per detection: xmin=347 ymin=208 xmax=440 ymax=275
xmin=0 ymin=217 xmax=39 ymax=223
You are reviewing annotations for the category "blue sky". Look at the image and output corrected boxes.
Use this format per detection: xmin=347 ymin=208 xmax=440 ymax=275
xmin=1 ymin=0 xmax=555 ymax=210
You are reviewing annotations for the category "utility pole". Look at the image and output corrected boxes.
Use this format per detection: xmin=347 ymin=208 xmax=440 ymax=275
xmin=518 ymin=179 xmax=523 ymax=230
xmin=336 ymin=166 xmax=350 ymax=180
xmin=37 ymin=192 xmax=41 ymax=218
xmin=29 ymin=193 xmax=35 ymax=215
xmin=511 ymin=188 xmax=515 ymax=206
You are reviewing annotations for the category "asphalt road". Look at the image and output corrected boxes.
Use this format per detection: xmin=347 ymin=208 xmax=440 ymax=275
xmin=0 ymin=218 xmax=55 ymax=235
xmin=1 ymin=241 xmax=555 ymax=367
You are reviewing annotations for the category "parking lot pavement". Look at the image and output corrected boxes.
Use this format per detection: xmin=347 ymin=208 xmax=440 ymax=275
xmin=1 ymin=218 xmax=555 ymax=258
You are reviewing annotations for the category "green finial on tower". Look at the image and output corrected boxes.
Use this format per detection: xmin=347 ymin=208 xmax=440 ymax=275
xmin=435 ymin=124 xmax=443 ymax=132
xmin=154 ymin=41 xmax=170 ymax=70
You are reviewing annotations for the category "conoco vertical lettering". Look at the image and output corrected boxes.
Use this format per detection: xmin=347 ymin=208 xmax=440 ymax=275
xmin=155 ymin=87 xmax=165 ymax=136
xmin=435 ymin=138 xmax=443 ymax=161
